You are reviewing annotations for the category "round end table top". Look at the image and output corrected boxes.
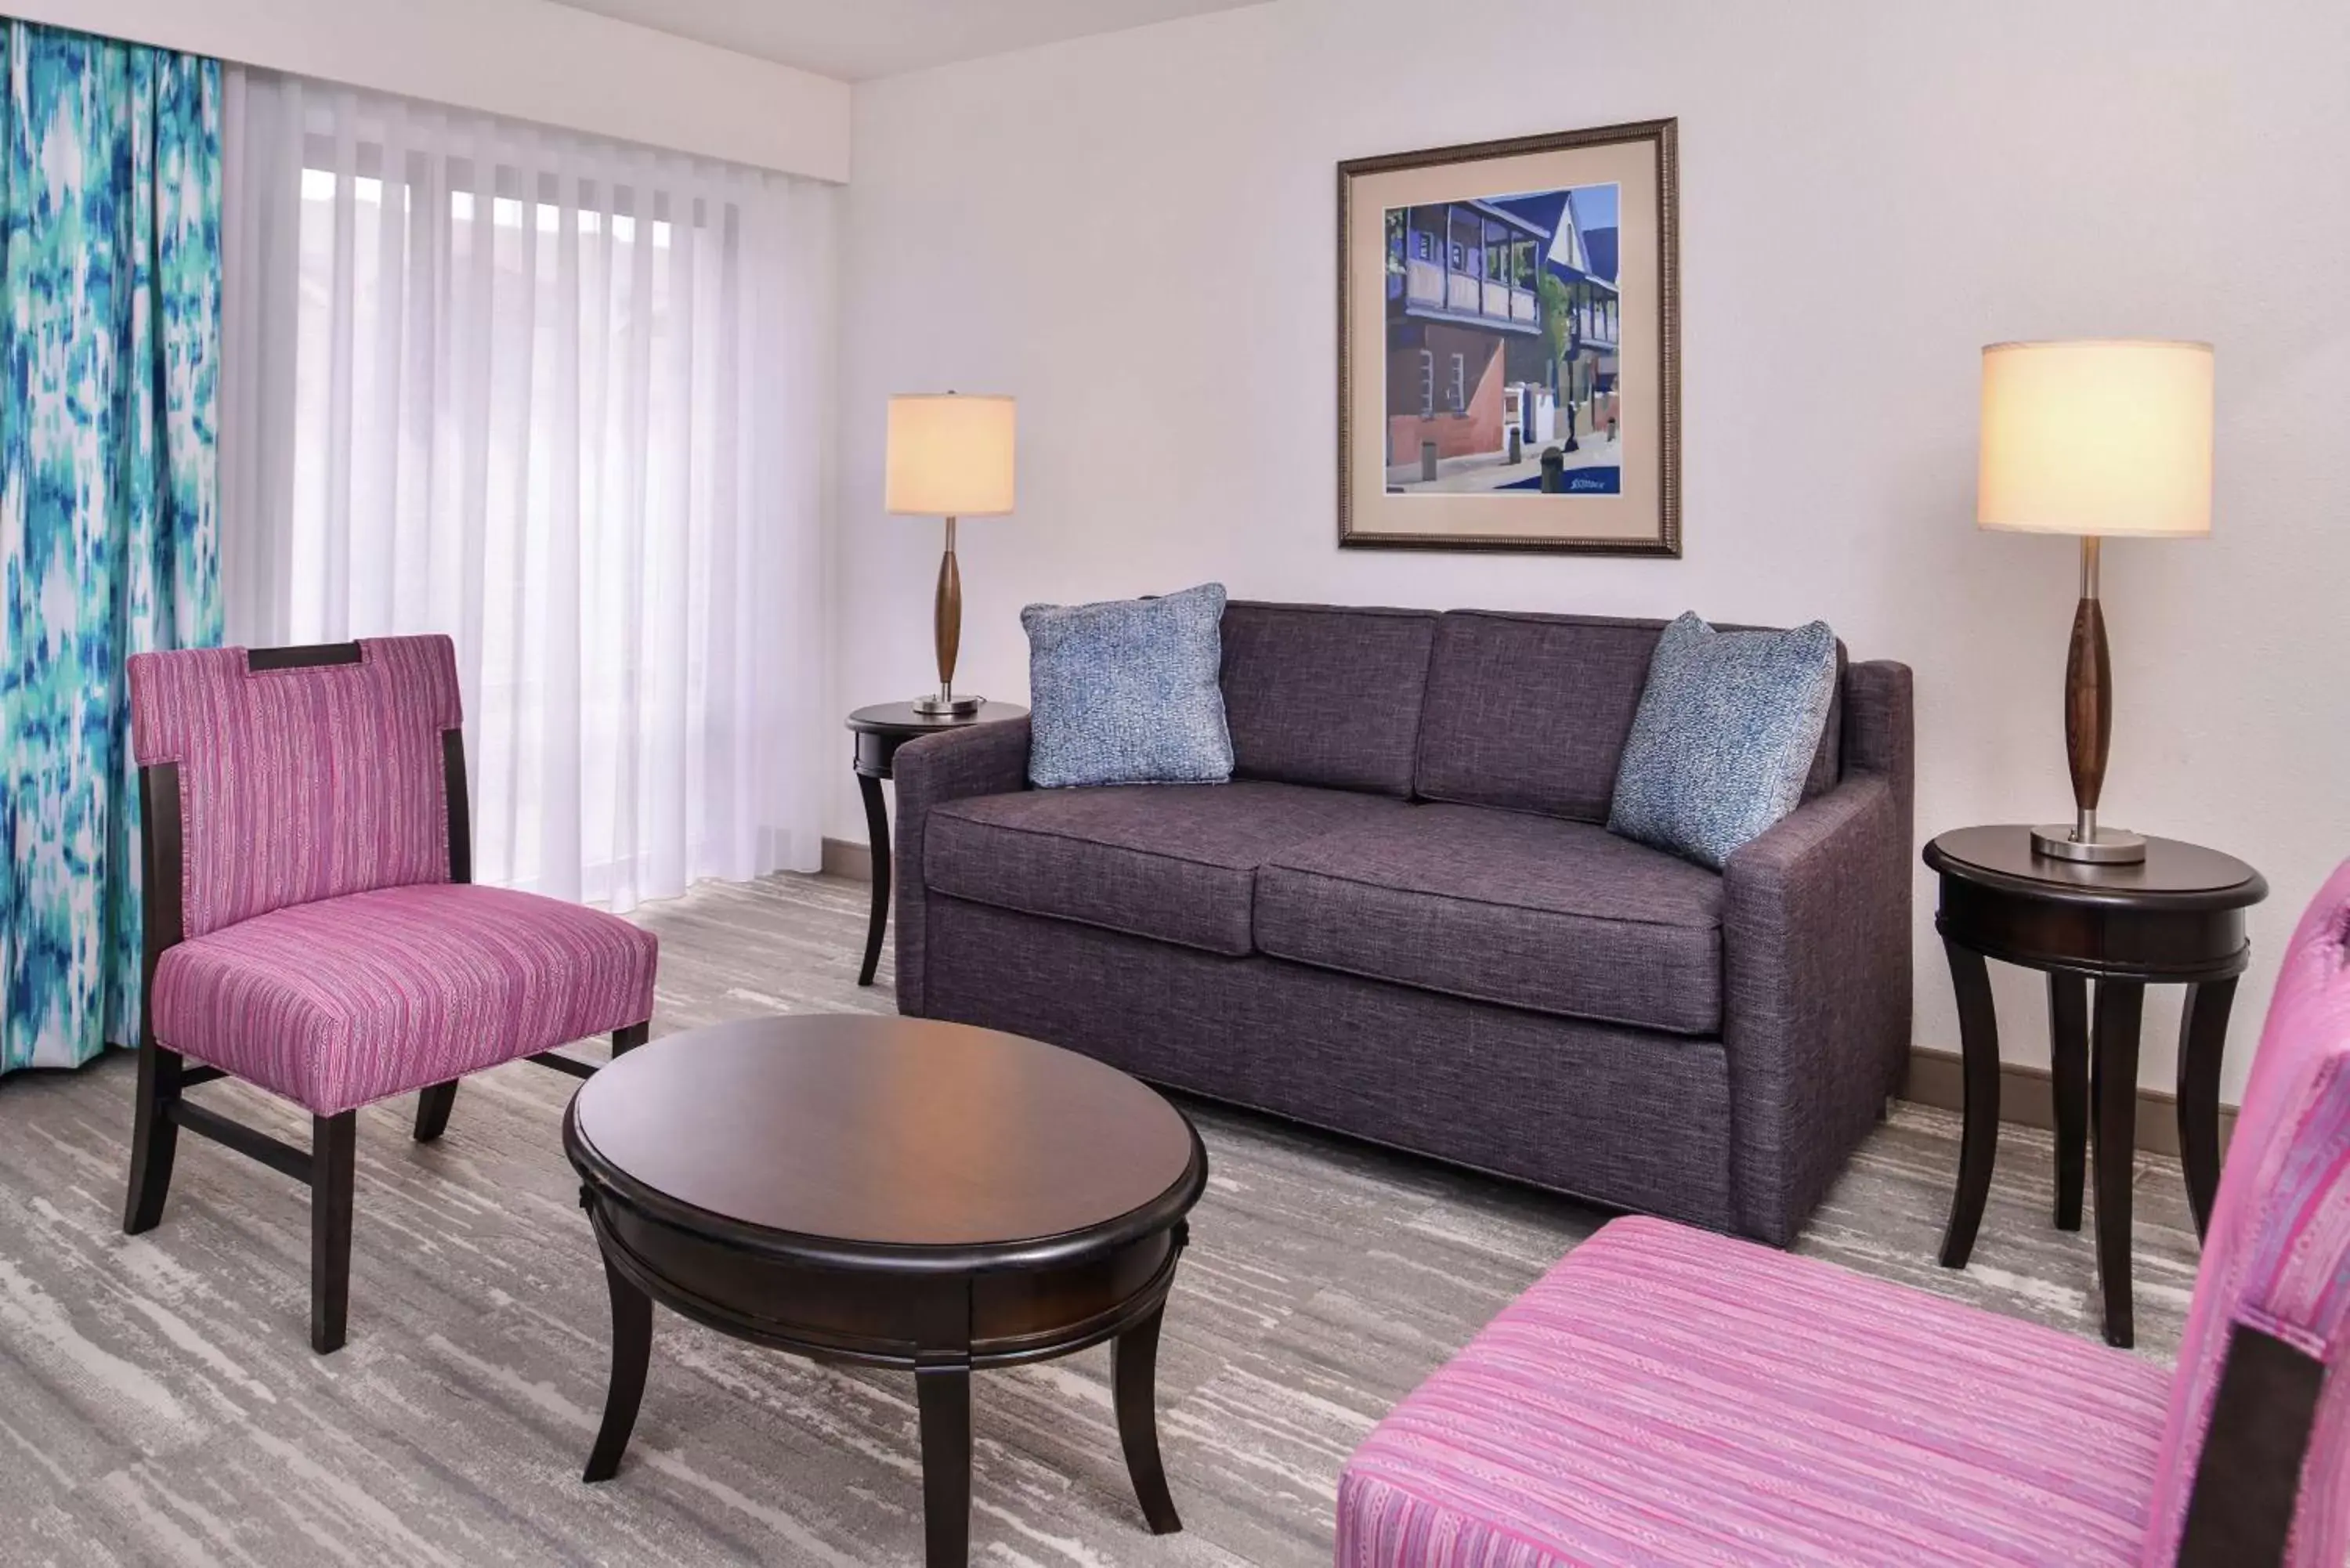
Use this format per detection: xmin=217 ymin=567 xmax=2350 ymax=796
xmin=1925 ymin=825 xmax=2266 ymax=910
xmin=846 ymin=701 xmax=1027 ymax=735
xmin=567 ymin=1015 xmax=1201 ymax=1259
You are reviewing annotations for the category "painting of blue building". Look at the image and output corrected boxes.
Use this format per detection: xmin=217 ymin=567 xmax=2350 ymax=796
xmin=1384 ymin=182 xmax=1621 ymax=496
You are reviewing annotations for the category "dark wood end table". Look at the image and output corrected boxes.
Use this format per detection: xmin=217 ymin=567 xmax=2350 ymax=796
xmin=566 ymin=1013 xmax=1205 ymax=1566
xmin=846 ymin=702 xmax=1027 ymax=987
xmin=1923 ymin=826 xmax=2265 ymax=1348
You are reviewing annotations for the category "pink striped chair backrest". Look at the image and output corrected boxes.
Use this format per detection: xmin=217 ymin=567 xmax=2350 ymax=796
xmin=127 ymin=638 xmax=465 ymax=939
xmin=2142 ymin=857 xmax=2350 ymax=1566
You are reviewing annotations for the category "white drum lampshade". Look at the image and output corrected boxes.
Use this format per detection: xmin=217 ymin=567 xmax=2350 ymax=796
xmin=886 ymin=393 xmax=1017 ymax=518
xmin=1978 ymin=340 xmax=2212 ymax=538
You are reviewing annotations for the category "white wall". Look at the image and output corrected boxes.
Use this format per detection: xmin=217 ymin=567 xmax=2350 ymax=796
xmin=834 ymin=0 xmax=2350 ymax=1100
xmin=16 ymin=0 xmax=850 ymax=180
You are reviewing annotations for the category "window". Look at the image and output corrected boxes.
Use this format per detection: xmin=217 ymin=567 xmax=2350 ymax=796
xmin=1448 ymin=352 xmax=1466 ymax=414
xmin=226 ymin=78 xmax=833 ymax=910
xmin=1418 ymin=349 xmax=1434 ymax=418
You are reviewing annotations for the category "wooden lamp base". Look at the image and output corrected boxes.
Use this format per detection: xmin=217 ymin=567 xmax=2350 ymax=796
xmin=2036 ymin=536 xmax=2145 ymax=865
xmin=913 ymin=515 xmax=984 ymax=716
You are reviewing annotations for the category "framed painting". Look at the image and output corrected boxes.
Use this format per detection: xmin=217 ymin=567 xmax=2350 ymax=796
xmin=1338 ymin=119 xmax=1679 ymax=555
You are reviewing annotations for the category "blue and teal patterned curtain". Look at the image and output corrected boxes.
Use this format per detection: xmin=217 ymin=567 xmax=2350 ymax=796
xmin=0 ymin=21 xmax=221 ymax=1073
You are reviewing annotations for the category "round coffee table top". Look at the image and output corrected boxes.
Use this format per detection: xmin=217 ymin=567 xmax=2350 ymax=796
xmin=566 ymin=1015 xmax=1203 ymax=1263
xmin=1925 ymin=826 xmax=2266 ymax=912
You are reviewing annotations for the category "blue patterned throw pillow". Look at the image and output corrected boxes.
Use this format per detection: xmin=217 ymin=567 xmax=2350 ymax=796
xmin=1607 ymin=612 xmax=1838 ymax=870
xmin=1022 ymin=583 xmax=1235 ymax=788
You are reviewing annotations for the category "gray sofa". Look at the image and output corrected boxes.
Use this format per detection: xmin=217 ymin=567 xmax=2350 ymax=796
xmin=891 ymin=603 xmax=1914 ymax=1245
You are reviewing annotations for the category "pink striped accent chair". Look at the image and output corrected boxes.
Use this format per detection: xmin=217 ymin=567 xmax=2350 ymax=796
xmin=1339 ymin=858 xmax=2350 ymax=1567
xmin=124 ymin=638 xmax=658 ymax=1353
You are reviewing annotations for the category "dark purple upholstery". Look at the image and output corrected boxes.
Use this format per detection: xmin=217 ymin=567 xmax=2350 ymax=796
xmin=1412 ymin=611 xmax=1842 ymax=822
xmin=1722 ymin=673 xmax=1912 ymax=1244
xmin=924 ymin=897 xmax=1738 ymax=1231
xmin=1256 ymin=806 xmax=1723 ymax=1035
xmin=1220 ymin=602 xmax=1437 ymax=797
xmin=894 ymin=605 xmax=1914 ymax=1246
xmin=924 ymin=781 xmax=1406 ymax=956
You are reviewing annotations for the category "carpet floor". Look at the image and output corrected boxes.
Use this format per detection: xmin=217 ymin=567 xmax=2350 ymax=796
xmin=0 ymin=871 xmax=2203 ymax=1566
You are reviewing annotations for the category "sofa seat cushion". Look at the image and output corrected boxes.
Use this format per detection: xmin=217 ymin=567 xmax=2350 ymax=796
xmin=1339 ymin=1216 xmax=2171 ymax=1568
xmin=924 ymin=782 xmax=1406 ymax=957
xmin=1255 ymin=804 xmax=1724 ymax=1034
xmin=152 ymin=883 xmax=659 ymax=1116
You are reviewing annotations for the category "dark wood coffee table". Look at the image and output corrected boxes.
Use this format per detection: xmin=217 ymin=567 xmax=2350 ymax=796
xmin=564 ymin=1013 xmax=1206 ymax=1565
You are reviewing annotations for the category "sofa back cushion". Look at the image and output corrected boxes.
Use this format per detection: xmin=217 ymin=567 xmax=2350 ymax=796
xmin=1414 ymin=610 xmax=1842 ymax=822
xmin=1220 ymin=602 xmax=1437 ymax=798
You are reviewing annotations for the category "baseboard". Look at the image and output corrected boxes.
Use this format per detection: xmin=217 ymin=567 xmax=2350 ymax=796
xmin=1904 ymin=1046 xmax=2237 ymax=1159
xmin=822 ymin=836 xmax=873 ymax=882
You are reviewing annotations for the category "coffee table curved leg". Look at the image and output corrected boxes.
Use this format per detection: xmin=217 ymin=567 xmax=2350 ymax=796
xmin=916 ymin=1359 xmax=971 ymax=1565
xmin=1113 ymin=1302 xmax=1182 ymax=1534
xmin=857 ymin=773 xmax=891 ymax=988
xmin=1938 ymin=937 xmax=2001 ymax=1270
xmin=584 ymin=1247 xmax=653 ymax=1483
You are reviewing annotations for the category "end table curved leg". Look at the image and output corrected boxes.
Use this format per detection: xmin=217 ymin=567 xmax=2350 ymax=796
xmin=2177 ymin=978 xmax=2236 ymax=1244
xmin=1113 ymin=1303 xmax=1182 ymax=1535
xmin=2091 ymin=979 xmax=2145 ymax=1349
xmin=916 ymin=1359 xmax=971 ymax=1566
xmin=857 ymin=772 xmax=891 ymax=988
xmin=584 ymin=1248 xmax=653 ymax=1483
xmin=2048 ymin=973 xmax=2089 ymax=1231
xmin=1939 ymin=938 xmax=2001 ymax=1270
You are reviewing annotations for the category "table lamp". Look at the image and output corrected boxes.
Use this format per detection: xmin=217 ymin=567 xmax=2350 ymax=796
xmin=1977 ymin=339 xmax=2214 ymax=865
xmin=885 ymin=392 xmax=1016 ymax=715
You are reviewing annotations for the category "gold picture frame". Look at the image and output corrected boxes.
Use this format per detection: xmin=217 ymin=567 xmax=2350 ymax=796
xmin=1338 ymin=119 xmax=1680 ymax=555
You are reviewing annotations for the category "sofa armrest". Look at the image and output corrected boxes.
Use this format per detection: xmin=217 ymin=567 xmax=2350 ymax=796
xmin=891 ymin=717 xmax=1032 ymax=1015
xmin=1721 ymin=747 xmax=1914 ymax=1244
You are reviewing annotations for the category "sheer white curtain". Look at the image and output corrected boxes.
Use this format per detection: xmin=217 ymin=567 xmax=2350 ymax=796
xmin=219 ymin=69 xmax=833 ymax=911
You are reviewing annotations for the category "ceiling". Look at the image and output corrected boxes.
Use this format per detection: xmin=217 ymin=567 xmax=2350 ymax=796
xmin=542 ymin=0 xmax=1270 ymax=82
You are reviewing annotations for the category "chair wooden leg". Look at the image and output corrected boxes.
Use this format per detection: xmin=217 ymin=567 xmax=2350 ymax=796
xmin=613 ymin=1022 xmax=649 ymax=1058
xmin=312 ymin=1111 xmax=358 ymax=1354
xmin=414 ymin=1081 xmax=459 ymax=1143
xmin=124 ymin=1038 xmax=184 ymax=1235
